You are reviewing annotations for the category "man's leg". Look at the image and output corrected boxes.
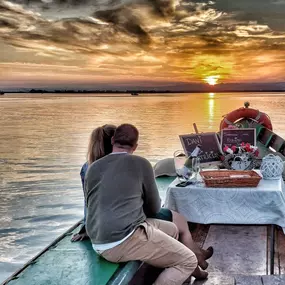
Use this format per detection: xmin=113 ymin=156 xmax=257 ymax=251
xmin=101 ymin=221 xmax=198 ymax=285
xmin=144 ymin=219 xmax=207 ymax=282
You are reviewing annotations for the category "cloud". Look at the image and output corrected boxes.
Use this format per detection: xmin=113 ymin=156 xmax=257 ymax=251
xmin=93 ymin=7 xmax=151 ymax=45
xmin=205 ymin=0 xmax=285 ymax=31
xmin=1 ymin=2 xmax=133 ymax=58
xmin=145 ymin=0 xmax=177 ymax=18
xmin=1 ymin=0 xmax=285 ymax=87
xmin=0 ymin=16 xmax=19 ymax=29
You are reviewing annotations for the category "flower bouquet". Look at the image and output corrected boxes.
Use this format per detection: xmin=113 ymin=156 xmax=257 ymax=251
xmin=221 ymin=142 xmax=260 ymax=170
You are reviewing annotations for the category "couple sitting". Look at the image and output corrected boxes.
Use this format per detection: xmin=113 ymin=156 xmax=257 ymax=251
xmin=73 ymin=123 xmax=213 ymax=285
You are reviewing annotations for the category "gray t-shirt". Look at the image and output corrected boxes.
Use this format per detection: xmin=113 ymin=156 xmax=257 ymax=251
xmin=84 ymin=153 xmax=161 ymax=244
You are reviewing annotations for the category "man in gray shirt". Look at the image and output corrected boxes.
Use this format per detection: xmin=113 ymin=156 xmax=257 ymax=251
xmin=84 ymin=124 xmax=205 ymax=285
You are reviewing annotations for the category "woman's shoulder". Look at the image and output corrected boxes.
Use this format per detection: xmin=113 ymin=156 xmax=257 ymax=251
xmin=80 ymin=162 xmax=88 ymax=177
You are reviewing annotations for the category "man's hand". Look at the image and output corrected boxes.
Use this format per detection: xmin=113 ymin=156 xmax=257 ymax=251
xmin=71 ymin=232 xmax=89 ymax=242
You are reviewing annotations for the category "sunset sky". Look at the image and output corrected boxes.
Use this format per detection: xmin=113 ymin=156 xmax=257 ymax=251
xmin=1 ymin=0 xmax=285 ymax=89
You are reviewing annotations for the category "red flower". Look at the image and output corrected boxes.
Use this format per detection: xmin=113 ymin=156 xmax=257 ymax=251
xmin=228 ymin=125 xmax=238 ymax=129
xmin=231 ymin=145 xmax=237 ymax=152
xmin=245 ymin=146 xmax=251 ymax=152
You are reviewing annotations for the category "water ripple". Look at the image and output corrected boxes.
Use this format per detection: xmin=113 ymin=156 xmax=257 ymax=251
xmin=1 ymin=93 xmax=285 ymax=283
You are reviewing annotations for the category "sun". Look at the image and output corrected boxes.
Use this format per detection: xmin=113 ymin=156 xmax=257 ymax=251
xmin=204 ymin=75 xmax=220 ymax=85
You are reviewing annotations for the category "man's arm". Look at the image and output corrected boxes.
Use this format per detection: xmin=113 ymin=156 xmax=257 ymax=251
xmin=141 ymin=159 xmax=161 ymax=217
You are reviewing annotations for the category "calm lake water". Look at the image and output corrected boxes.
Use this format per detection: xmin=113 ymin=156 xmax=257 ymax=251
xmin=1 ymin=92 xmax=285 ymax=282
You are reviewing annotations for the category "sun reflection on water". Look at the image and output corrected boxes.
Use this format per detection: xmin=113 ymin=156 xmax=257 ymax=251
xmin=208 ymin=98 xmax=215 ymax=124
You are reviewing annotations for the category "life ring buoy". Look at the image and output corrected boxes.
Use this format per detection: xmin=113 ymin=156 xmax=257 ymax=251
xmin=220 ymin=107 xmax=272 ymax=131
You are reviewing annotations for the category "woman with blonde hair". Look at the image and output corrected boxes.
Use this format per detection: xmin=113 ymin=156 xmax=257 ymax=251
xmin=72 ymin=124 xmax=116 ymax=242
xmin=72 ymin=124 xmax=213 ymax=270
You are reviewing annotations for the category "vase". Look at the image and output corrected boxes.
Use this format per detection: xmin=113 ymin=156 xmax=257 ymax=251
xmin=223 ymin=153 xmax=256 ymax=170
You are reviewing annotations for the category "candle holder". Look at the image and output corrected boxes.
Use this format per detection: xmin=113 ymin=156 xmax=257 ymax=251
xmin=260 ymin=154 xmax=284 ymax=180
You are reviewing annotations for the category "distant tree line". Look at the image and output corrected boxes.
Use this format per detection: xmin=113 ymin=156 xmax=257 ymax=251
xmin=1 ymin=88 xmax=285 ymax=94
xmin=27 ymin=89 xmax=178 ymax=94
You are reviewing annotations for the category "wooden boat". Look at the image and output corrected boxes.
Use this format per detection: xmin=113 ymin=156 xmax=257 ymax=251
xmin=3 ymin=103 xmax=285 ymax=285
xmin=2 ymin=177 xmax=174 ymax=285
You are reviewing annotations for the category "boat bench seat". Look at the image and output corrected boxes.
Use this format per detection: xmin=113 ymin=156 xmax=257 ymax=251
xmin=6 ymin=228 xmax=141 ymax=285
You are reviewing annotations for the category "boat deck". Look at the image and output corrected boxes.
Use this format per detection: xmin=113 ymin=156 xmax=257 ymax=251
xmin=191 ymin=224 xmax=285 ymax=284
xmin=130 ymin=224 xmax=285 ymax=284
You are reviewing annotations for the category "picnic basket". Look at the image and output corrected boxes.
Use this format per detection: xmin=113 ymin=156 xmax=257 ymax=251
xmin=200 ymin=170 xmax=262 ymax=188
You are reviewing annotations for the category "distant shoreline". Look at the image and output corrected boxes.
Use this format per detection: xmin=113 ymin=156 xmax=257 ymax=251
xmin=1 ymin=90 xmax=285 ymax=94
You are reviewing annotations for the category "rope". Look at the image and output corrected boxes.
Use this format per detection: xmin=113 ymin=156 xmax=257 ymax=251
xmin=224 ymin=117 xmax=234 ymax=126
xmin=255 ymin=111 xmax=261 ymax=121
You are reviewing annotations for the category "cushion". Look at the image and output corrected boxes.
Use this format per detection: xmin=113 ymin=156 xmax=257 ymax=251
xmin=153 ymin=158 xmax=176 ymax=177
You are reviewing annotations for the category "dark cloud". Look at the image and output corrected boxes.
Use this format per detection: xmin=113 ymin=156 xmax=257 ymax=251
xmin=146 ymin=0 xmax=176 ymax=18
xmin=94 ymin=7 xmax=151 ymax=44
xmin=197 ymin=0 xmax=285 ymax=31
xmin=0 ymin=18 xmax=17 ymax=28
xmin=198 ymin=35 xmax=225 ymax=48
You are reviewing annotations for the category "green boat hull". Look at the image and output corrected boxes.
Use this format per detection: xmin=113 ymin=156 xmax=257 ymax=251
xmin=2 ymin=177 xmax=175 ymax=285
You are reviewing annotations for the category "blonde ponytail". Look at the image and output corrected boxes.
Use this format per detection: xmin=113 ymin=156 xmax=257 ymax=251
xmin=87 ymin=127 xmax=104 ymax=164
xmin=87 ymin=124 xmax=117 ymax=165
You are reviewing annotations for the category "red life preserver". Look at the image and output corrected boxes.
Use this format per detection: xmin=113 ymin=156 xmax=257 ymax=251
xmin=220 ymin=107 xmax=272 ymax=131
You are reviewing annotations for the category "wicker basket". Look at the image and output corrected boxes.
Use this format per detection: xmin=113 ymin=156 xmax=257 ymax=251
xmin=200 ymin=170 xmax=262 ymax=188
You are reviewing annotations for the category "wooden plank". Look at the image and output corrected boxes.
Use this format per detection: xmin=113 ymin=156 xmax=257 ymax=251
xmin=274 ymin=227 xmax=280 ymax=275
xmin=190 ymin=223 xmax=210 ymax=248
xmin=256 ymin=124 xmax=265 ymax=138
xmin=235 ymin=275 xmax=263 ymax=285
xmin=129 ymin=264 xmax=161 ymax=285
xmin=280 ymin=145 xmax=285 ymax=157
xmin=190 ymin=275 xmax=234 ymax=285
xmin=202 ymin=225 xmax=267 ymax=275
xmin=270 ymin=135 xmax=285 ymax=152
xmin=266 ymin=226 xmax=280 ymax=275
xmin=262 ymin=275 xmax=285 ymax=285
xmin=259 ymin=128 xmax=275 ymax=147
xmin=277 ymin=228 xmax=285 ymax=274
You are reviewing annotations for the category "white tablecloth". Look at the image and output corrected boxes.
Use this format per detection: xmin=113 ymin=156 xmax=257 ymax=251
xmin=165 ymin=171 xmax=285 ymax=229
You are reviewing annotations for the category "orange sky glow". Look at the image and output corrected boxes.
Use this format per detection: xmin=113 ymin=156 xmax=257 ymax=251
xmin=1 ymin=0 xmax=285 ymax=89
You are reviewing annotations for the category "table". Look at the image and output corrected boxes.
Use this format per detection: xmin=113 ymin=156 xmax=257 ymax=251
xmin=164 ymin=171 xmax=285 ymax=274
